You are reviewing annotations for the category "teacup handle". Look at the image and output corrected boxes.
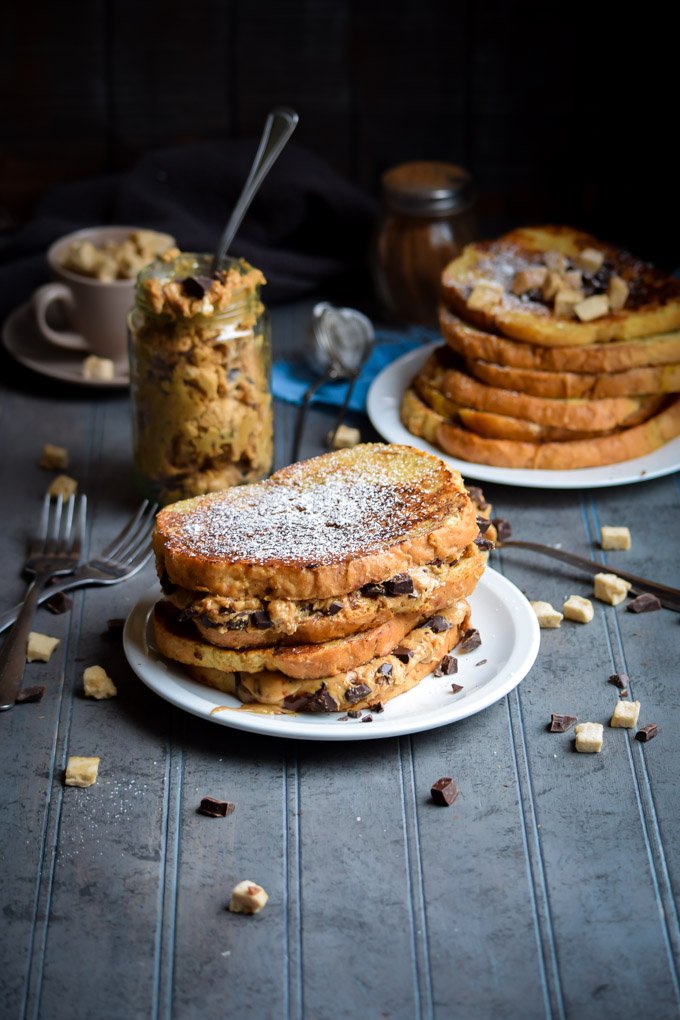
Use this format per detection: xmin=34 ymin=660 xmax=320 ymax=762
xmin=32 ymin=283 xmax=89 ymax=351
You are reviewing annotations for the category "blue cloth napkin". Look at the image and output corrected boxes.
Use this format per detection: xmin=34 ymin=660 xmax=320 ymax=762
xmin=271 ymin=325 xmax=439 ymax=413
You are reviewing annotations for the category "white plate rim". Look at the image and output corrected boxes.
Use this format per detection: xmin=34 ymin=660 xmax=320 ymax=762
xmin=2 ymin=301 xmax=129 ymax=388
xmin=366 ymin=341 xmax=680 ymax=490
xmin=122 ymin=569 xmax=540 ymax=742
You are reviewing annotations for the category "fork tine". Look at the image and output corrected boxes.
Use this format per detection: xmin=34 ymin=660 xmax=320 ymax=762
xmin=70 ymin=494 xmax=87 ymax=559
xmin=29 ymin=495 xmax=52 ymax=556
xmin=114 ymin=513 xmax=157 ymax=566
xmin=99 ymin=501 xmax=157 ymax=561
xmin=58 ymin=495 xmax=76 ymax=554
xmin=43 ymin=496 xmax=63 ymax=555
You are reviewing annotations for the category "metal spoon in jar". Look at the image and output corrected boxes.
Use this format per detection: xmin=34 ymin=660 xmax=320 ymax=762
xmin=291 ymin=302 xmax=375 ymax=461
xmin=212 ymin=107 xmax=299 ymax=272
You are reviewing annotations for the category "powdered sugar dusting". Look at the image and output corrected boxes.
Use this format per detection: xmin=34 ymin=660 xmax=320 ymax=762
xmin=161 ymin=446 xmax=455 ymax=567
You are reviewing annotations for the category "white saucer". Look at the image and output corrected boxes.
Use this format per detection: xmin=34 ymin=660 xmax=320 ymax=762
xmin=123 ymin=570 xmax=540 ymax=742
xmin=366 ymin=341 xmax=680 ymax=490
xmin=2 ymin=301 xmax=129 ymax=388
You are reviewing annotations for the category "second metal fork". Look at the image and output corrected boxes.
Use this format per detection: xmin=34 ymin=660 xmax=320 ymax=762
xmin=0 ymin=500 xmax=158 ymax=634
xmin=0 ymin=494 xmax=86 ymax=711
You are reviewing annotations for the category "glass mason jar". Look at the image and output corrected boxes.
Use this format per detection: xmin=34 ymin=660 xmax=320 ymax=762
xmin=128 ymin=253 xmax=273 ymax=505
xmin=371 ymin=161 xmax=478 ymax=327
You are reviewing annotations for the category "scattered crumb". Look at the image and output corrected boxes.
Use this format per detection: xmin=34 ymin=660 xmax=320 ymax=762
xmin=593 ymin=572 xmax=631 ymax=606
xmin=610 ymin=700 xmax=641 ymax=729
xmin=83 ymin=665 xmax=117 ymax=700
xmin=39 ymin=443 xmax=68 ymax=470
xmin=26 ymin=631 xmax=60 ymax=663
xmin=562 ymin=595 xmax=594 ymax=624
xmin=83 ymin=355 xmax=115 ymax=381
xmin=65 ymin=756 xmax=100 ymax=788
xmin=329 ymin=424 xmax=361 ymax=450
xmin=228 ymin=881 xmax=268 ymax=915
xmin=600 ymin=526 xmax=631 ymax=551
xmin=574 ymin=722 xmax=603 ymax=753
xmin=530 ymin=600 xmax=563 ymax=628
xmin=48 ymin=475 xmax=78 ymax=499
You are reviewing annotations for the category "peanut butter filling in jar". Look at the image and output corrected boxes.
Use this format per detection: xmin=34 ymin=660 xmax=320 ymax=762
xmin=128 ymin=253 xmax=273 ymax=505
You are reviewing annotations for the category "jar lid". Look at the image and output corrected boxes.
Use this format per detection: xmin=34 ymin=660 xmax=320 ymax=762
xmin=381 ymin=161 xmax=474 ymax=216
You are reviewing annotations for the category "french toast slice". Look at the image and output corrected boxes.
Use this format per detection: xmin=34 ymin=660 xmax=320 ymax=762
xmin=186 ymin=599 xmax=472 ymax=713
xmin=402 ymin=387 xmax=680 ymax=470
xmin=168 ymin=543 xmax=485 ymax=649
xmin=155 ymin=599 xmax=445 ymax=680
xmin=440 ymin=307 xmax=680 ymax=374
xmin=417 ymin=348 xmax=663 ymax=431
xmin=468 ymin=359 xmax=680 ymax=400
xmin=413 ymin=376 xmax=607 ymax=442
xmin=441 ymin=227 xmax=680 ymax=347
xmin=154 ymin=444 xmax=479 ymax=600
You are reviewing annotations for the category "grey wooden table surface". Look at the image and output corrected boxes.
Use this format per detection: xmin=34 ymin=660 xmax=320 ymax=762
xmin=1 ymin=301 xmax=679 ymax=1020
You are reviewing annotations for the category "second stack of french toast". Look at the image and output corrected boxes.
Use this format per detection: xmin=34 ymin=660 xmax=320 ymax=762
xmin=401 ymin=226 xmax=680 ymax=469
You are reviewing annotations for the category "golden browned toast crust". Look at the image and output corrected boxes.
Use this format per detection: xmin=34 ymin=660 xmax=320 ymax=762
xmin=413 ymin=375 xmax=605 ymax=442
xmin=401 ymin=387 xmax=680 ymax=468
xmin=154 ymin=444 xmax=479 ymax=599
xmin=186 ymin=599 xmax=472 ymax=713
xmin=155 ymin=600 xmax=432 ymax=680
xmin=171 ymin=544 xmax=485 ymax=649
xmin=468 ymin=358 xmax=680 ymax=400
xmin=417 ymin=348 xmax=662 ymax=431
xmin=440 ymin=306 xmax=680 ymax=374
xmin=441 ymin=227 xmax=680 ymax=346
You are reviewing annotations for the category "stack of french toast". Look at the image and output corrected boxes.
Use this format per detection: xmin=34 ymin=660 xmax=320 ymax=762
xmin=152 ymin=444 xmax=491 ymax=714
xmin=401 ymin=226 xmax=680 ymax=469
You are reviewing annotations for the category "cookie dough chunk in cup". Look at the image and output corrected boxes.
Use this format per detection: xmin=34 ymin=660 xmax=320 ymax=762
xmin=129 ymin=253 xmax=273 ymax=504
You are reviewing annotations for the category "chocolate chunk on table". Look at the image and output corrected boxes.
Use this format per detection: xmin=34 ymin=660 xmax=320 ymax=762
xmin=608 ymin=673 xmax=629 ymax=689
xmin=15 ymin=685 xmax=46 ymax=705
xmin=549 ymin=713 xmax=577 ymax=733
xmin=627 ymin=593 xmax=662 ymax=613
xmin=198 ymin=797 xmax=235 ymax=818
xmin=635 ymin=724 xmax=659 ymax=743
xmin=431 ymin=777 xmax=459 ymax=806
xmin=45 ymin=592 xmax=73 ymax=615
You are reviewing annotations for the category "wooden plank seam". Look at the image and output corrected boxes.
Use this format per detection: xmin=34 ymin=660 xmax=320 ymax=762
xmin=398 ymin=735 xmax=434 ymax=1020
xmin=284 ymin=753 xmax=303 ymax=1020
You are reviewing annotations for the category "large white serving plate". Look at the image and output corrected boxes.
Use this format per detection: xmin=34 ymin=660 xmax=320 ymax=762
xmin=123 ymin=569 xmax=539 ymax=742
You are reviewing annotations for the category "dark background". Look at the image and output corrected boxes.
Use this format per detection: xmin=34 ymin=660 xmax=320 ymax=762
xmin=1 ymin=0 xmax=677 ymax=268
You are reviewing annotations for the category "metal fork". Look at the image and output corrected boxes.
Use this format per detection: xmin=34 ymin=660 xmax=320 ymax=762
xmin=497 ymin=539 xmax=680 ymax=613
xmin=0 ymin=500 xmax=159 ymax=635
xmin=0 ymin=494 xmax=87 ymax=711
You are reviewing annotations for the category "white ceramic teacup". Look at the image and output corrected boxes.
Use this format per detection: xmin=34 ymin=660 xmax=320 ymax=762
xmin=32 ymin=226 xmax=165 ymax=363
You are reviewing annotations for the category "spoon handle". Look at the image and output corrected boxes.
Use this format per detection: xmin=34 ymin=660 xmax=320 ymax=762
xmin=213 ymin=107 xmax=299 ymax=272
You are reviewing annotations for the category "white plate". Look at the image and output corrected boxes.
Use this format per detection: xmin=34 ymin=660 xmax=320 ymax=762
xmin=123 ymin=569 xmax=539 ymax=742
xmin=366 ymin=341 xmax=680 ymax=489
xmin=2 ymin=302 xmax=129 ymax=388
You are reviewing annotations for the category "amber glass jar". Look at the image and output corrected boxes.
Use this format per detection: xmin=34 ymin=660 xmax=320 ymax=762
xmin=128 ymin=253 xmax=273 ymax=505
xmin=372 ymin=161 xmax=478 ymax=327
